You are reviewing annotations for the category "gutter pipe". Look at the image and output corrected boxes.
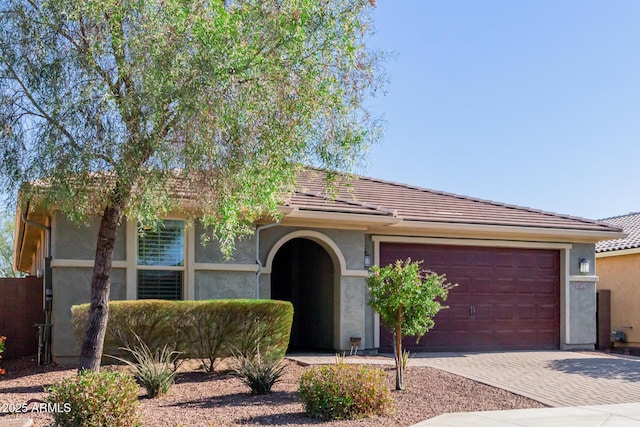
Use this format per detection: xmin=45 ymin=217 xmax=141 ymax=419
xmin=255 ymin=220 xmax=281 ymax=299
xmin=21 ymin=205 xmax=52 ymax=365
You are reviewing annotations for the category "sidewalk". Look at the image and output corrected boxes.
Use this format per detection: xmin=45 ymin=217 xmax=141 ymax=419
xmin=412 ymin=403 xmax=640 ymax=426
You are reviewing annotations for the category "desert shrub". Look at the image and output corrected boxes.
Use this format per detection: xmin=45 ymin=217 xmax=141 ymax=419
xmin=47 ymin=370 xmax=140 ymax=427
xmin=232 ymin=347 xmax=285 ymax=395
xmin=109 ymin=334 xmax=182 ymax=398
xmin=71 ymin=299 xmax=293 ymax=371
xmin=298 ymin=364 xmax=393 ymax=420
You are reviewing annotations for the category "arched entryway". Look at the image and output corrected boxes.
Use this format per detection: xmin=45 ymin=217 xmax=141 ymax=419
xmin=271 ymin=238 xmax=336 ymax=350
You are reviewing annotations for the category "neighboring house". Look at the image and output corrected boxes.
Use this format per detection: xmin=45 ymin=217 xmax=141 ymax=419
xmin=596 ymin=212 xmax=640 ymax=348
xmin=14 ymin=169 xmax=623 ymax=364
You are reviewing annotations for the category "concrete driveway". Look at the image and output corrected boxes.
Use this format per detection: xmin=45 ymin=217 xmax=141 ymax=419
xmin=409 ymin=351 xmax=640 ymax=407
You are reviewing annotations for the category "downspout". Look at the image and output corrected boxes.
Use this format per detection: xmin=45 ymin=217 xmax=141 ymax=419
xmin=21 ymin=206 xmax=52 ymax=364
xmin=255 ymin=220 xmax=281 ymax=299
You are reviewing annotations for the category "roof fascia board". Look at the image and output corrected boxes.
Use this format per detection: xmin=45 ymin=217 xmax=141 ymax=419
xmin=372 ymin=235 xmax=573 ymax=250
xmin=596 ymin=248 xmax=640 ymax=258
xmin=13 ymin=206 xmax=26 ymax=272
xmin=388 ymin=220 xmax=626 ymax=243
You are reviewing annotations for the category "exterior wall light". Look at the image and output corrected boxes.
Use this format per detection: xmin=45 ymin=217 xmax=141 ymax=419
xmin=364 ymin=252 xmax=372 ymax=269
xmin=579 ymin=258 xmax=590 ymax=274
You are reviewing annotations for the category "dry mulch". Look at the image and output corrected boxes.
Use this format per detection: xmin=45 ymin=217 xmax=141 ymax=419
xmin=0 ymin=355 xmax=545 ymax=426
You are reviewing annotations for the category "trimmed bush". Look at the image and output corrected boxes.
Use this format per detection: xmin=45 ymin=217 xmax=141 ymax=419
xmin=299 ymin=364 xmax=393 ymax=420
xmin=72 ymin=300 xmax=178 ymax=357
xmin=47 ymin=370 xmax=140 ymax=427
xmin=72 ymin=299 xmax=293 ymax=369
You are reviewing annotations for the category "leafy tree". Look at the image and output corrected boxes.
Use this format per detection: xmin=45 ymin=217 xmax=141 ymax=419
xmin=0 ymin=0 xmax=385 ymax=371
xmin=367 ymin=258 xmax=456 ymax=390
xmin=0 ymin=213 xmax=23 ymax=278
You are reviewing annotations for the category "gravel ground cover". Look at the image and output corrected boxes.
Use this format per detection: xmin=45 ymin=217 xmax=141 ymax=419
xmin=0 ymin=356 xmax=545 ymax=426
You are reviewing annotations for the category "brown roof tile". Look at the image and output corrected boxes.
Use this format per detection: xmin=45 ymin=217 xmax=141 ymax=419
xmin=293 ymin=169 xmax=620 ymax=233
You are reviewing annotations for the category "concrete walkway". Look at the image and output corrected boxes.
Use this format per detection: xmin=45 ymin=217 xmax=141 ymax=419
xmin=288 ymin=351 xmax=640 ymax=426
xmin=414 ymin=403 xmax=640 ymax=426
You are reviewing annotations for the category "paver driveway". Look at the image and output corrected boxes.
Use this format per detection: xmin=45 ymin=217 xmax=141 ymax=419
xmin=289 ymin=351 xmax=640 ymax=407
xmin=410 ymin=351 xmax=640 ymax=407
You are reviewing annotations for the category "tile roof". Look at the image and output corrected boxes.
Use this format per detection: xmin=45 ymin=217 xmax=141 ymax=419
xmin=292 ymin=169 xmax=620 ymax=233
xmin=595 ymin=212 xmax=640 ymax=252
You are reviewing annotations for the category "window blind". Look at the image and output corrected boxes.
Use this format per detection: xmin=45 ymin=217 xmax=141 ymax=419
xmin=137 ymin=220 xmax=185 ymax=301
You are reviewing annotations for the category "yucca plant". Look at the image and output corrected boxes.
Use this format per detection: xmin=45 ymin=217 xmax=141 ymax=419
xmin=231 ymin=347 xmax=285 ymax=395
xmin=109 ymin=334 xmax=182 ymax=398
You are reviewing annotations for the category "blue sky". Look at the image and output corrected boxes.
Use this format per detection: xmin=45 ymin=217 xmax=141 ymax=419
xmin=362 ymin=1 xmax=640 ymax=220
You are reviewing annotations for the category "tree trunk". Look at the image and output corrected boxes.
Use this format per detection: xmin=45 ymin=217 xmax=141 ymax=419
xmin=395 ymin=306 xmax=404 ymax=390
xmin=78 ymin=203 xmax=124 ymax=371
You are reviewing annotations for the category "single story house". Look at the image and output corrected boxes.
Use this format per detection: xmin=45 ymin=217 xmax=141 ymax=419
xmin=14 ymin=169 xmax=623 ymax=363
xmin=595 ymin=212 xmax=640 ymax=348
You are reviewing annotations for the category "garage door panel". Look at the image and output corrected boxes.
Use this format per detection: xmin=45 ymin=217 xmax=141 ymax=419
xmin=517 ymin=280 xmax=539 ymax=295
xmin=538 ymin=304 xmax=557 ymax=320
xmin=537 ymin=279 xmax=558 ymax=295
xmin=379 ymin=243 xmax=560 ymax=352
xmin=517 ymin=304 xmax=536 ymax=320
xmin=495 ymin=304 xmax=516 ymax=320
xmin=495 ymin=252 xmax=515 ymax=268
xmin=473 ymin=303 xmax=494 ymax=320
xmin=495 ymin=278 xmax=517 ymax=294
xmin=496 ymin=330 xmax=517 ymax=346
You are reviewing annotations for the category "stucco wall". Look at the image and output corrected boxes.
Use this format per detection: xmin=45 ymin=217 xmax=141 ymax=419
xmin=51 ymin=267 xmax=126 ymax=364
xmin=564 ymin=243 xmax=597 ymax=349
xmin=597 ymin=253 xmax=640 ymax=345
xmin=194 ymin=222 xmax=256 ymax=264
xmin=258 ymin=226 xmax=366 ymax=271
xmin=194 ymin=271 xmax=258 ymax=299
xmin=53 ymin=212 xmax=126 ymax=261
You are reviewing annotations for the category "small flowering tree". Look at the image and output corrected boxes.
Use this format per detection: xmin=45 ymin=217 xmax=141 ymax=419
xmin=366 ymin=259 xmax=456 ymax=390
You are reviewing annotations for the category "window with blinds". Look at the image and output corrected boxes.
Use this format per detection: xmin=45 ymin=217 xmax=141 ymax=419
xmin=137 ymin=220 xmax=185 ymax=300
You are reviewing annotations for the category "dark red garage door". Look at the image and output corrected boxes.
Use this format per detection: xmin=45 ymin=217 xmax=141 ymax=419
xmin=379 ymin=243 xmax=560 ymax=352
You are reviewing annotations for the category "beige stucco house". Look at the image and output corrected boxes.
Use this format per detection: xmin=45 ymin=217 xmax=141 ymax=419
xmin=596 ymin=212 xmax=640 ymax=348
xmin=14 ymin=169 xmax=623 ymax=364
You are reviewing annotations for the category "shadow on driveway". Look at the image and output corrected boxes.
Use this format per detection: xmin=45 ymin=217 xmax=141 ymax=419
xmin=547 ymin=357 xmax=640 ymax=382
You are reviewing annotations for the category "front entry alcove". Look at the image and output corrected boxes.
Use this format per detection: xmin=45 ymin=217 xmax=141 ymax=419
xmin=270 ymin=238 xmax=336 ymax=351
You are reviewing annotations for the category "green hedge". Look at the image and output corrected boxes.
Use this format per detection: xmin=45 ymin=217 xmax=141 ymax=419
xmin=72 ymin=299 xmax=293 ymax=369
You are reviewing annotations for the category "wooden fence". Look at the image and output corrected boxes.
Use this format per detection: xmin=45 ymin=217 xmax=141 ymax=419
xmin=0 ymin=276 xmax=44 ymax=359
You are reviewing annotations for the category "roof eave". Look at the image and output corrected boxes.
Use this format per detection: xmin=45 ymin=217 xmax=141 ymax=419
xmin=13 ymin=206 xmax=26 ymax=273
xmin=387 ymin=220 xmax=626 ymax=243
xmin=596 ymin=247 xmax=640 ymax=258
xmin=278 ymin=208 xmax=626 ymax=243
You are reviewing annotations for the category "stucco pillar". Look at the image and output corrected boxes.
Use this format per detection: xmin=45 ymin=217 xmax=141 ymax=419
xmin=336 ymin=276 xmax=367 ymax=350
